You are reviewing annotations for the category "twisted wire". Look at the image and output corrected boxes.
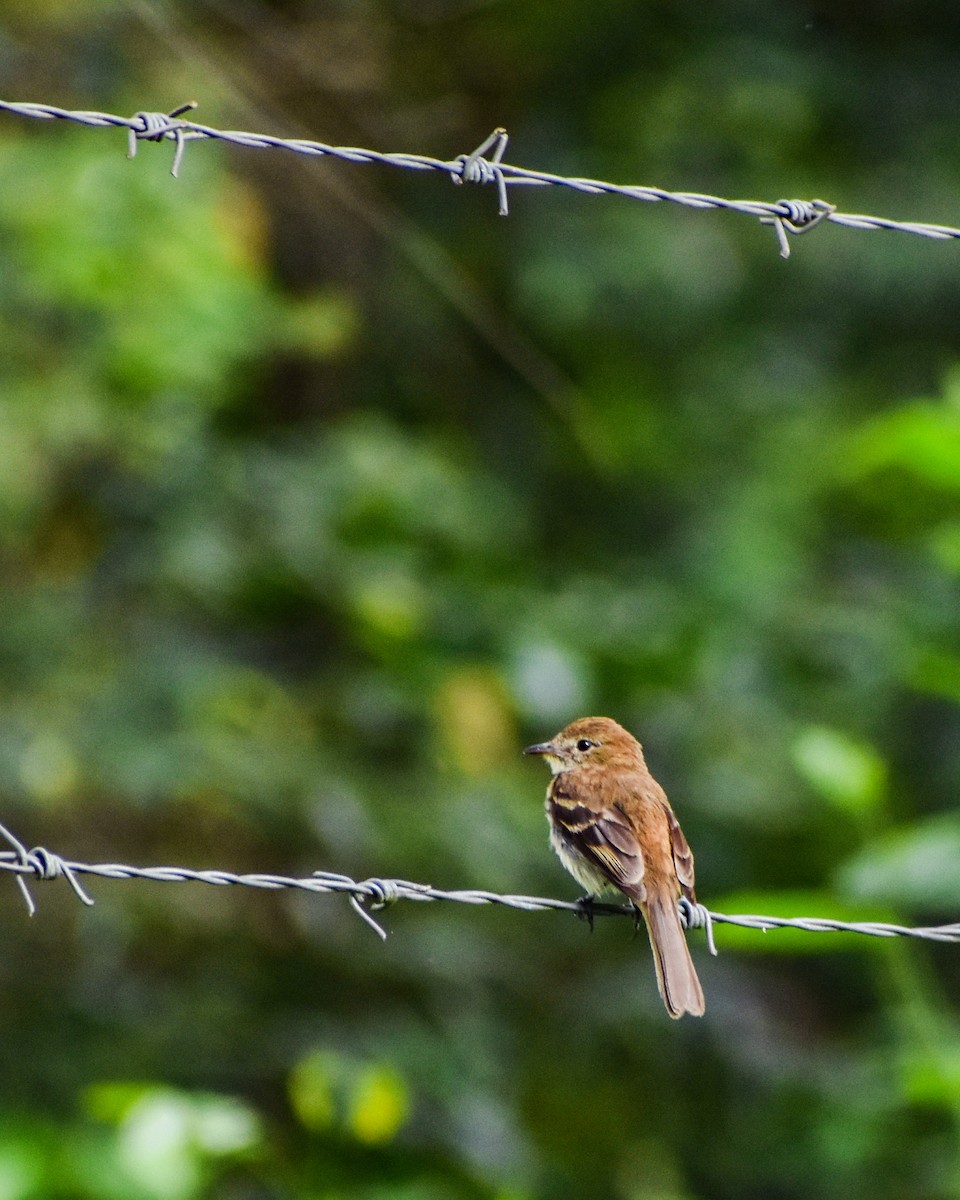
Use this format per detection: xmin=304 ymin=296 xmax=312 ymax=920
xmin=0 ymin=821 xmax=954 ymax=947
xmin=2 ymin=99 xmax=960 ymax=255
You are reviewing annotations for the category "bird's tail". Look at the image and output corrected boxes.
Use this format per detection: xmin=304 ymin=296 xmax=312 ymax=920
xmin=642 ymin=890 xmax=705 ymax=1018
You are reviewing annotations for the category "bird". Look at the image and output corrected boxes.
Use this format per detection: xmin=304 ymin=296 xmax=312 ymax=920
xmin=524 ymin=716 xmax=704 ymax=1018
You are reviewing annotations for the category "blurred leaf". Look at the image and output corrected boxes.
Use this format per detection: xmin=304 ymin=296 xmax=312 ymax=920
xmin=837 ymin=815 xmax=960 ymax=911
xmin=846 ymin=400 xmax=960 ymax=491
xmin=348 ymin=1066 xmax=409 ymax=1146
xmin=928 ymin=521 xmax=960 ymax=574
xmin=18 ymin=731 xmax=79 ymax=806
xmin=289 ymin=1051 xmax=408 ymax=1146
xmin=274 ymin=290 xmax=359 ymax=358
xmin=791 ymin=726 xmax=887 ymax=815
xmin=77 ymin=1087 xmax=261 ymax=1200
xmin=434 ymin=666 xmax=516 ymax=774
xmin=288 ymin=1051 xmax=336 ymax=1132
xmin=508 ymin=639 xmax=591 ymax=724
xmin=83 ymin=1082 xmax=155 ymax=1124
xmin=0 ymin=1141 xmax=40 ymax=1200
xmin=115 ymin=1090 xmax=260 ymax=1200
xmin=901 ymin=1042 xmax=960 ymax=1107
xmin=910 ymin=650 xmax=960 ymax=703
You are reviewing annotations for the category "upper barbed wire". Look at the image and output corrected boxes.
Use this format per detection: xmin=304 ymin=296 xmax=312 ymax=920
xmin=1 ymin=820 xmax=956 ymax=949
xmin=2 ymin=98 xmax=960 ymax=256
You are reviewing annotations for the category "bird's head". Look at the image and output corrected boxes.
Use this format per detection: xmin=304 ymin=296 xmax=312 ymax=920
xmin=523 ymin=716 xmax=643 ymax=775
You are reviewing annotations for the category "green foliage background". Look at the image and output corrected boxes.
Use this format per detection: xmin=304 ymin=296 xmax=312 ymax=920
xmin=3 ymin=3 xmax=960 ymax=1198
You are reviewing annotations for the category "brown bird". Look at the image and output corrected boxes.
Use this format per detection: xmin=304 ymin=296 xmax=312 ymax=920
xmin=524 ymin=716 xmax=704 ymax=1018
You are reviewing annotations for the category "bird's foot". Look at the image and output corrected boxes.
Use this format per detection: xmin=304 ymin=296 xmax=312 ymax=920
xmin=576 ymin=894 xmax=598 ymax=932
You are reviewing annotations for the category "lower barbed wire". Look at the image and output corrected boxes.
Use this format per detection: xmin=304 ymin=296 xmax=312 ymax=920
xmin=2 ymin=822 xmax=960 ymax=948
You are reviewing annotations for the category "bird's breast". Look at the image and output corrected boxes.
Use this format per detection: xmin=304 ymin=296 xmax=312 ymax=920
xmin=545 ymin=791 xmax=612 ymax=896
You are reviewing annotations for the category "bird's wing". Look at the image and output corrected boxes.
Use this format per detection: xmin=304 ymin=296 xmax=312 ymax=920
xmin=665 ymin=803 xmax=696 ymax=903
xmin=549 ymin=775 xmax=646 ymax=898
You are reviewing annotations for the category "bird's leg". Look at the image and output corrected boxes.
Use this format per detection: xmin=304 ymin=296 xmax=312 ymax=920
xmin=576 ymin=894 xmax=598 ymax=932
xmin=630 ymin=901 xmax=644 ymax=939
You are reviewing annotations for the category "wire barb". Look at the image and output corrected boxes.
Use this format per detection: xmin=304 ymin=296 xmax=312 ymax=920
xmin=127 ymin=101 xmax=198 ymax=177
xmin=451 ymin=127 xmax=510 ymax=216
xmin=342 ymin=877 xmax=403 ymax=940
xmin=761 ymin=198 xmax=837 ymax=259
xmin=679 ymin=897 xmax=718 ymax=956
xmin=348 ymin=893 xmax=389 ymax=940
xmin=0 ymin=820 xmax=95 ymax=915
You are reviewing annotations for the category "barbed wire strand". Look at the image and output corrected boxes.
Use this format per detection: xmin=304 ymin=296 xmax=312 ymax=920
xmin=3 ymin=819 xmax=959 ymax=950
xmin=3 ymin=99 xmax=960 ymax=258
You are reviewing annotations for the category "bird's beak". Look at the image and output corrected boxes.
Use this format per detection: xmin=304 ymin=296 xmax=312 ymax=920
xmin=523 ymin=741 xmax=555 ymax=757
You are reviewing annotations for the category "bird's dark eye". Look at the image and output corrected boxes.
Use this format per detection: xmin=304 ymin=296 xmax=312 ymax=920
xmin=576 ymin=738 xmax=596 ymax=752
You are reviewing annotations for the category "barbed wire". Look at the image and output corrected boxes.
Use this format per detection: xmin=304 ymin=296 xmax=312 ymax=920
xmin=2 ymin=98 xmax=960 ymax=258
xmin=3 ymin=819 xmax=959 ymax=951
